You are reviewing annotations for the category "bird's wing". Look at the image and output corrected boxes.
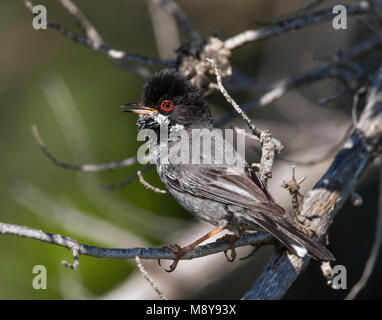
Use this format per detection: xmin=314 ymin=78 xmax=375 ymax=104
xmin=164 ymin=164 xmax=335 ymax=261
xmin=164 ymin=163 xmax=284 ymax=217
xmin=162 ymin=135 xmax=335 ymax=261
xmin=164 ymin=130 xmax=283 ymax=215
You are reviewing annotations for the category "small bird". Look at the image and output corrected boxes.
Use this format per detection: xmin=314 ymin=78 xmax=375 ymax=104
xmin=122 ymin=69 xmax=334 ymax=271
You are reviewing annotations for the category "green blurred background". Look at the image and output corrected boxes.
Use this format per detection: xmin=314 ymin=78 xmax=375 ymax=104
xmin=0 ymin=0 xmax=381 ymax=299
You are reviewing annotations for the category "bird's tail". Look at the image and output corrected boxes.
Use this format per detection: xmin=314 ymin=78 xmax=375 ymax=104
xmin=245 ymin=210 xmax=334 ymax=261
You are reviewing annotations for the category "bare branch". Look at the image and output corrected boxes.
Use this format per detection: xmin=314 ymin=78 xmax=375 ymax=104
xmin=207 ymin=59 xmax=259 ymax=135
xmin=318 ymin=89 xmax=349 ymax=105
xmin=255 ymin=1 xmax=328 ymax=28
xmin=102 ymin=164 xmax=154 ymax=191
xmin=137 ymin=170 xmax=168 ymax=194
xmin=279 ymin=123 xmax=353 ymax=167
xmin=21 ymin=0 xmax=175 ymax=79
xmin=242 ymin=65 xmax=382 ymax=300
xmin=150 ymin=0 xmax=201 ymax=42
xmin=216 ymin=33 xmax=380 ymax=129
xmin=56 ymin=0 xmax=104 ymax=47
xmin=0 ymin=222 xmax=272 ymax=262
xmin=31 ymin=125 xmax=137 ymax=172
xmin=62 ymin=244 xmax=80 ymax=270
xmin=224 ymin=1 xmax=380 ymax=50
xmin=207 ymin=58 xmax=283 ymax=185
xmin=46 ymin=22 xmax=174 ymax=67
xmin=147 ymin=0 xmax=180 ymax=59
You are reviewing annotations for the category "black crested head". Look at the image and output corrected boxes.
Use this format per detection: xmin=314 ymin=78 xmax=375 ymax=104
xmin=142 ymin=69 xmax=198 ymax=105
xmin=138 ymin=69 xmax=212 ymax=130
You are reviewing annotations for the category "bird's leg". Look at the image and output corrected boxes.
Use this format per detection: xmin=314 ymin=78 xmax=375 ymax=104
xmin=219 ymin=234 xmax=240 ymax=262
xmin=218 ymin=228 xmax=245 ymax=262
xmin=158 ymin=226 xmax=226 ymax=272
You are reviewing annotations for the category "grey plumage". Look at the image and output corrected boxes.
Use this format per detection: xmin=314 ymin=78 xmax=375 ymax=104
xmin=126 ymin=69 xmax=334 ymax=262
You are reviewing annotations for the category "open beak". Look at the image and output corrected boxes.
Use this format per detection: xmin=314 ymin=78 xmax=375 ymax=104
xmin=121 ymin=103 xmax=158 ymax=115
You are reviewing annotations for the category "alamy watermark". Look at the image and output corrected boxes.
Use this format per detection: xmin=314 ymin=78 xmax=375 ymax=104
xmin=331 ymin=265 xmax=347 ymax=290
xmin=32 ymin=265 xmax=47 ymax=290
xmin=136 ymin=125 xmax=246 ymax=173
xmin=332 ymin=5 xmax=347 ymax=30
xmin=32 ymin=5 xmax=47 ymax=30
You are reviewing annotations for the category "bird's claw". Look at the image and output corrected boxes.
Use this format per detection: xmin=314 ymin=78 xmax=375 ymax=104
xmin=157 ymin=244 xmax=185 ymax=272
xmin=219 ymin=234 xmax=238 ymax=262
xmin=224 ymin=250 xmax=236 ymax=262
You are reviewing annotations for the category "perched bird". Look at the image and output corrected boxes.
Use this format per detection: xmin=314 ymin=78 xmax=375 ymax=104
xmin=122 ymin=69 xmax=334 ymax=271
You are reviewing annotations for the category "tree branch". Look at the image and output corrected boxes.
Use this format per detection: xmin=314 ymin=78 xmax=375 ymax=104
xmin=0 ymin=222 xmax=272 ymax=261
xmin=150 ymin=0 xmax=201 ymax=43
xmin=207 ymin=58 xmax=283 ymax=185
xmin=224 ymin=1 xmax=381 ymax=50
xmin=242 ymin=65 xmax=382 ymax=300
xmin=215 ymin=32 xmax=381 ymax=127
xmin=137 ymin=170 xmax=168 ymax=194
xmin=56 ymin=0 xmax=104 ymax=47
xmin=31 ymin=125 xmax=137 ymax=172
xmin=21 ymin=0 xmax=175 ymax=79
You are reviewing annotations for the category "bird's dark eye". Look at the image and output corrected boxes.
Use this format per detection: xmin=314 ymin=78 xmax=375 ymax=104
xmin=160 ymin=100 xmax=174 ymax=112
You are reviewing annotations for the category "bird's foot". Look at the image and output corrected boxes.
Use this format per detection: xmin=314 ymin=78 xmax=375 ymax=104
xmin=157 ymin=227 xmax=228 ymax=272
xmin=219 ymin=234 xmax=239 ymax=262
xmin=158 ymin=244 xmax=186 ymax=272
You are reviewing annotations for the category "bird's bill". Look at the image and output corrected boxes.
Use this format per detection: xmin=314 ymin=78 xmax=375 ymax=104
xmin=120 ymin=103 xmax=158 ymax=115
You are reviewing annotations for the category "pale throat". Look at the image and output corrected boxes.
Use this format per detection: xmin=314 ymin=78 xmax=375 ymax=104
xmin=141 ymin=112 xmax=186 ymax=160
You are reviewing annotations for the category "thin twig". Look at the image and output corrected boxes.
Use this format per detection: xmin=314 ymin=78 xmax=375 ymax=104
xmin=254 ymin=0 xmax=327 ymax=27
xmin=207 ymin=58 xmax=259 ymax=136
xmin=352 ymin=86 xmax=368 ymax=126
xmin=279 ymin=123 xmax=354 ymax=167
xmin=135 ymin=256 xmax=168 ymax=300
xmin=62 ymin=244 xmax=80 ymax=269
xmin=31 ymin=125 xmax=137 ymax=172
xmin=207 ymin=58 xmax=283 ymax=185
xmin=21 ymin=0 xmax=174 ymax=79
xmin=345 ymin=166 xmax=382 ymax=299
xmin=56 ymin=0 xmax=104 ymax=47
xmin=137 ymin=170 xmax=167 ymax=194
xmin=224 ymin=1 xmax=382 ymax=50
xmin=318 ymin=89 xmax=349 ymax=105
xmin=150 ymin=0 xmax=201 ymax=42
xmin=0 ymin=222 xmax=272 ymax=262
xmin=216 ymin=33 xmax=380 ymax=128
xmin=147 ymin=0 xmax=181 ymax=59
xmin=242 ymin=65 xmax=382 ymax=300
xmin=102 ymin=164 xmax=154 ymax=191
xmin=46 ymin=22 xmax=174 ymax=67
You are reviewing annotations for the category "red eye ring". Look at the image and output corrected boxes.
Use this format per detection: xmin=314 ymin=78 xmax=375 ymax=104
xmin=160 ymin=100 xmax=174 ymax=112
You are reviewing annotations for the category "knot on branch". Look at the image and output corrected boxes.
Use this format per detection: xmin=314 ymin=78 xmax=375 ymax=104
xmin=257 ymin=130 xmax=283 ymax=185
xmin=62 ymin=243 xmax=80 ymax=270
xmin=177 ymin=36 xmax=232 ymax=91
